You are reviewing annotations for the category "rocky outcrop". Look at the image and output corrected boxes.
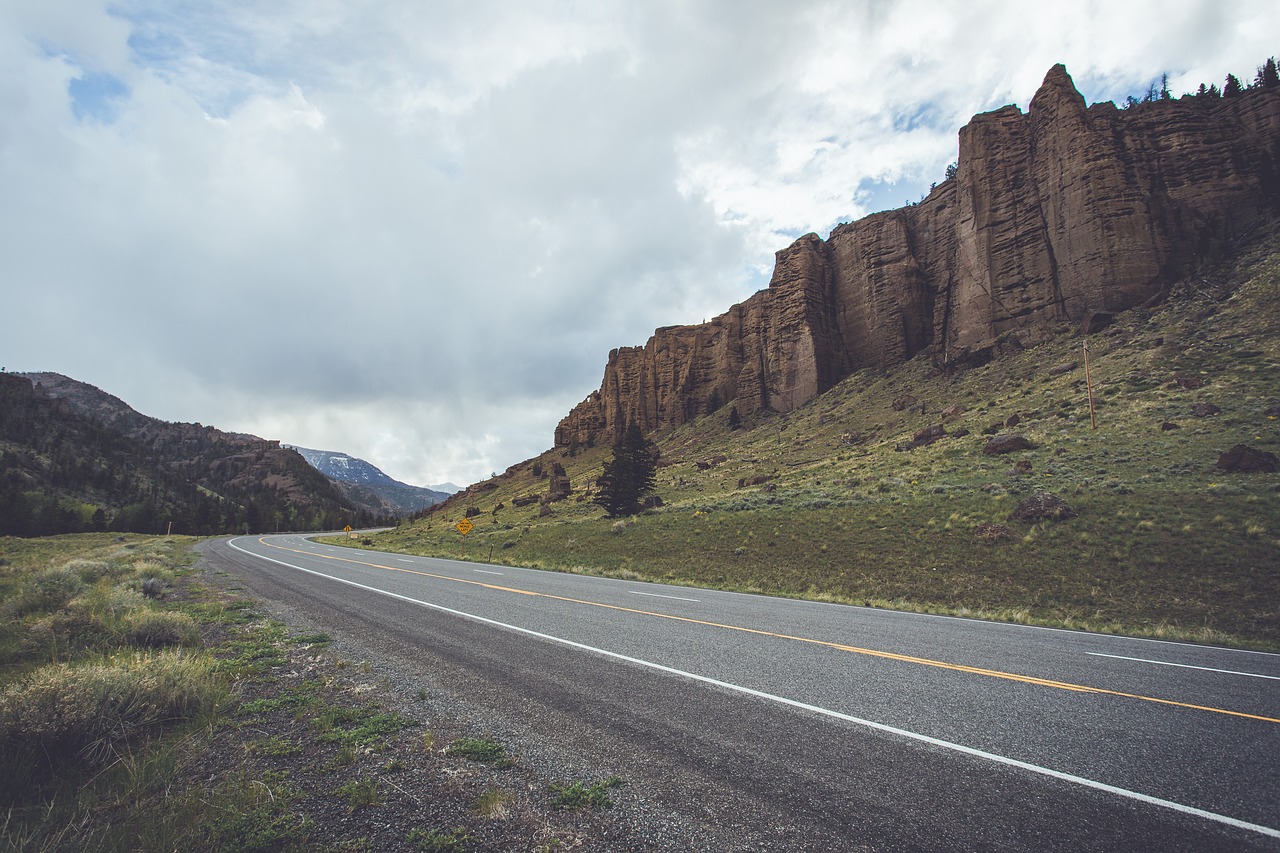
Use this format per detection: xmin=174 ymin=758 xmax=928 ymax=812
xmin=557 ymin=66 xmax=1280 ymax=447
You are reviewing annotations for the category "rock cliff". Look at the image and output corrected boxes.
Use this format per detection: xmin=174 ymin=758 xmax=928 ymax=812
xmin=557 ymin=65 xmax=1280 ymax=448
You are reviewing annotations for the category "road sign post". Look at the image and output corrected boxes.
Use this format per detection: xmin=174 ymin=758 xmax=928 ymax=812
xmin=455 ymin=518 xmax=474 ymax=557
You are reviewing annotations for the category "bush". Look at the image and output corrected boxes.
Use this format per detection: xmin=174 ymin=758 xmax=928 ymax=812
xmin=65 ymin=559 xmax=113 ymax=583
xmin=2 ymin=567 xmax=85 ymax=618
xmin=122 ymin=608 xmax=201 ymax=648
xmin=22 ymin=610 xmax=112 ymax=659
xmin=0 ymin=650 xmax=224 ymax=786
xmin=140 ymin=576 xmax=169 ymax=599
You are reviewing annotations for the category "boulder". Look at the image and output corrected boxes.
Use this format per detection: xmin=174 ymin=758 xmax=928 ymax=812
xmin=897 ymin=423 xmax=946 ymax=451
xmin=1012 ymin=491 xmax=1077 ymax=521
xmin=1081 ymin=312 xmax=1115 ymax=334
xmin=984 ymin=434 xmax=1035 ymax=455
xmin=1215 ymin=445 xmax=1279 ymax=473
xmin=548 ymin=475 xmax=572 ymax=501
xmin=973 ymin=522 xmax=1013 ymax=542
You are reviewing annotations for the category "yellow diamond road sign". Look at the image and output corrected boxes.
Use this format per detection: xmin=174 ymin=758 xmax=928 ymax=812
xmin=455 ymin=518 xmax=475 ymax=536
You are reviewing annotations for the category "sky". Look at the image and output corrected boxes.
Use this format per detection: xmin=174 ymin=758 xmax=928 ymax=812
xmin=3 ymin=1 xmax=1277 ymax=488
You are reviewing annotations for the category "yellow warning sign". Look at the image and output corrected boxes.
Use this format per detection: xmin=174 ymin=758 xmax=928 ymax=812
xmin=455 ymin=518 xmax=475 ymax=536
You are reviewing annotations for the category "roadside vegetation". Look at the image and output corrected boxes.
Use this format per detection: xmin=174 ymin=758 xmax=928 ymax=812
xmin=0 ymin=534 xmax=627 ymax=850
xmin=359 ymin=228 xmax=1280 ymax=649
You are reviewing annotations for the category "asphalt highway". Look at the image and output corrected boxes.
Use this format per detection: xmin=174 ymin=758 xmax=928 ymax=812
xmin=204 ymin=534 xmax=1280 ymax=851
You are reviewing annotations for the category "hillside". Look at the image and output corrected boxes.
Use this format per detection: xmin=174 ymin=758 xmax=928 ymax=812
xmin=288 ymin=445 xmax=448 ymax=515
xmin=0 ymin=373 xmax=225 ymax=535
xmin=366 ymin=213 xmax=1280 ymax=648
xmin=4 ymin=374 xmax=389 ymax=535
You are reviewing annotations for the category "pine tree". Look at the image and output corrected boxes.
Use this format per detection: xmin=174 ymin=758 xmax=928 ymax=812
xmin=594 ymin=423 xmax=659 ymax=517
xmin=1260 ymin=57 xmax=1280 ymax=88
xmin=1224 ymin=73 xmax=1243 ymax=98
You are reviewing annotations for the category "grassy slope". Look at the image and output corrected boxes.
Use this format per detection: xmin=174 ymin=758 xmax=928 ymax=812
xmin=367 ymin=232 xmax=1280 ymax=648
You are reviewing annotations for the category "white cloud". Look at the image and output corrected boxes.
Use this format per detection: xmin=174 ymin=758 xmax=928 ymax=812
xmin=2 ymin=0 xmax=1277 ymax=486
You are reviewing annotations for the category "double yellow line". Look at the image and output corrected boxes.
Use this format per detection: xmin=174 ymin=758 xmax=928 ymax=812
xmin=262 ymin=538 xmax=1280 ymax=725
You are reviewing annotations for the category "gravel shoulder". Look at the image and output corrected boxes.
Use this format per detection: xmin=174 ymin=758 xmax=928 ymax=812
xmin=195 ymin=541 xmax=828 ymax=852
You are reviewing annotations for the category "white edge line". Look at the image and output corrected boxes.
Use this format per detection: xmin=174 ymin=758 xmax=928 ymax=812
xmin=292 ymin=534 xmax=1279 ymax=659
xmin=1087 ymin=652 xmax=1280 ymax=681
xmin=229 ymin=538 xmax=1279 ymax=841
xmin=629 ymin=591 xmax=701 ymax=602
xmin=473 ymin=569 xmax=504 ymax=575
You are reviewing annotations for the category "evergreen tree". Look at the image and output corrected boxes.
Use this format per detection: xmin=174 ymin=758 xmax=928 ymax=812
xmin=594 ymin=423 xmax=659 ymax=517
xmin=1259 ymin=57 xmax=1280 ymax=88
xmin=1224 ymin=73 xmax=1243 ymax=98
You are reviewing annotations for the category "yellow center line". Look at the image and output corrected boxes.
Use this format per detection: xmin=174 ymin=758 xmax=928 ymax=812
xmin=261 ymin=539 xmax=1280 ymax=725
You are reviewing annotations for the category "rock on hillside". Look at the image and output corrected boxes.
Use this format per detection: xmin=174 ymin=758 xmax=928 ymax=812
xmin=556 ymin=65 xmax=1280 ymax=448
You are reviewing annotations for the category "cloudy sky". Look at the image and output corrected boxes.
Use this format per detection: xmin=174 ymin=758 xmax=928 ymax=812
xmin=3 ymin=1 xmax=1276 ymax=487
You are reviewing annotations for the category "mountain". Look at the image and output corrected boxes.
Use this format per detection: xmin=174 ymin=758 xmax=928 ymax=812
xmin=6 ymin=372 xmax=389 ymax=535
xmin=1 ymin=372 xmax=224 ymax=536
xmin=556 ymin=65 xmax=1280 ymax=450
xmin=287 ymin=445 xmax=448 ymax=515
xmin=398 ymin=217 xmax=1280 ymax=645
xmin=429 ymin=482 xmax=463 ymax=495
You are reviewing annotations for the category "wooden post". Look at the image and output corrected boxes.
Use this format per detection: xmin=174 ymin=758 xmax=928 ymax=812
xmin=1084 ymin=340 xmax=1097 ymax=430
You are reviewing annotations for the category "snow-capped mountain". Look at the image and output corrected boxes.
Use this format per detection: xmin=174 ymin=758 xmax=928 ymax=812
xmin=286 ymin=446 xmax=448 ymax=515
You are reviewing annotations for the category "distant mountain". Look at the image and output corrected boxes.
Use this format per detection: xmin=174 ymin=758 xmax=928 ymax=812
xmin=287 ymin=446 xmax=448 ymax=515
xmin=7 ymin=372 xmax=390 ymax=536
xmin=428 ymin=482 xmax=462 ymax=495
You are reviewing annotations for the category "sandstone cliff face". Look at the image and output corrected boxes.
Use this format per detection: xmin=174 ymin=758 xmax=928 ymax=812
xmin=557 ymin=66 xmax=1280 ymax=448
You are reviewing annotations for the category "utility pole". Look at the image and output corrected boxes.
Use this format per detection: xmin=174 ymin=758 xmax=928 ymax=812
xmin=1084 ymin=340 xmax=1097 ymax=430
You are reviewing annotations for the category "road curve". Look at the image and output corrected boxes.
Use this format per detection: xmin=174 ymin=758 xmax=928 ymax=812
xmin=202 ymin=534 xmax=1280 ymax=851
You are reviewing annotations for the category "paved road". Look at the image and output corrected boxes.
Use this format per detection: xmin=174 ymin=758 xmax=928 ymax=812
xmin=205 ymin=534 xmax=1280 ymax=851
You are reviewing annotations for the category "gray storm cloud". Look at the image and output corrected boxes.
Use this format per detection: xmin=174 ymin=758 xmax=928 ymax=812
xmin=2 ymin=0 xmax=1276 ymax=485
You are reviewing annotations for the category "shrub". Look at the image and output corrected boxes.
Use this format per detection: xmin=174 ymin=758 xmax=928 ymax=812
xmin=0 ymin=650 xmax=224 ymax=785
xmin=22 ymin=610 xmax=112 ymax=658
xmin=140 ymin=576 xmax=169 ymax=599
xmin=65 ymin=559 xmax=113 ymax=583
xmin=122 ymin=608 xmax=201 ymax=648
xmin=2 ymin=566 xmax=86 ymax=618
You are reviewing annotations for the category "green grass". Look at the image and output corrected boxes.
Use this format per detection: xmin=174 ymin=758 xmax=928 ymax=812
xmin=348 ymin=224 xmax=1280 ymax=648
xmin=445 ymin=736 xmax=509 ymax=765
xmin=408 ymin=826 xmax=475 ymax=852
xmin=0 ymin=534 xmax=327 ymax=851
xmin=334 ymin=777 xmax=381 ymax=811
xmin=312 ymin=704 xmax=418 ymax=751
xmin=548 ymin=776 xmax=623 ymax=810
